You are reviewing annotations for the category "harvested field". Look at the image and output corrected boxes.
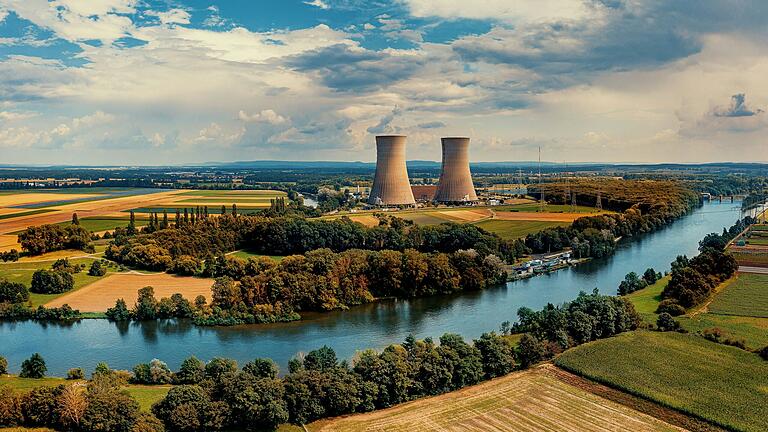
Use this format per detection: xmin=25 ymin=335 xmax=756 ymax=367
xmin=493 ymin=211 xmax=586 ymax=222
xmin=555 ymin=331 xmax=768 ymax=432
xmin=0 ymin=193 xmax=102 ymax=207
xmin=436 ymin=209 xmax=492 ymax=222
xmin=310 ymin=365 xmax=683 ymax=432
xmin=0 ymin=234 xmax=18 ymax=252
xmin=346 ymin=215 xmax=380 ymax=227
xmin=44 ymin=272 xmax=213 ymax=312
xmin=708 ymin=272 xmax=768 ymax=317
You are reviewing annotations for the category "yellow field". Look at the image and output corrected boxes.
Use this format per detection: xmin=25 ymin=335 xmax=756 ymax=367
xmin=436 ymin=209 xmax=492 ymax=222
xmin=44 ymin=272 xmax=213 ymax=312
xmin=0 ymin=193 xmax=102 ymax=207
xmin=310 ymin=365 xmax=682 ymax=432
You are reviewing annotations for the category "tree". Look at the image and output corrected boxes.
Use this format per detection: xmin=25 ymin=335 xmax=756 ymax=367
xmin=516 ymin=334 xmax=548 ymax=368
xmin=128 ymin=211 xmax=137 ymax=236
xmin=642 ymin=267 xmax=661 ymax=285
xmin=474 ymin=332 xmax=516 ymax=378
xmin=176 ymin=356 xmax=205 ymax=384
xmin=56 ymin=384 xmax=87 ymax=429
xmin=20 ymin=353 xmax=47 ymax=378
xmin=67 ymin=368 xmax=85 ymax=380
xmin=89 ymin=260 xmax=108 ymax=276
xmin=205 ymin=358 xmax=238 ymax=381
xmin=82 ymin=389 xmax=139 ymax=432
xmin=133 ymin=359 xmax=173 ymax=385
xmin=72 ymin=213 xmax=80 ymax=225
xmin=31 ymin=269 xmax=74 ymax=294
xmin=152 ymin=385 xmax=214 ymax=432
xmin=0 ymin=279 xmax=29 ymax=303
xmin=18 ymin=224 xmax=67 ymax=255
xmin=106 ymin=299 xmax=132 ymax=321
xmin=131 ymin=412 xmax=165 ymax=432
xmin=0 ymin=356 xmax=6 ymax=375
xmin=243 ymin=358 xmax=279 ymax=379
xmin=211 ymin=277 xmax=240 ymax=310
xmin=22 ymin=385 xmax=61 ymax=427
xmin=133 ymin=286 xmax=158 ymax=320
xmin=303 ymin=346 xmax=338 ymax=372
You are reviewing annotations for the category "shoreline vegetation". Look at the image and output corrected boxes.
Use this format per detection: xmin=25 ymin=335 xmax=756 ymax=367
xmin=0 ymin=290 xmax=640 ymax=432
xmin=1 ymin=179 xmax=704 ymax=326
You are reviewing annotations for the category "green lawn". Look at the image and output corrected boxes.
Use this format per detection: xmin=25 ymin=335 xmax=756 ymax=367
xmin=398 ymin=212 xmax=452 ymax=226
xmin=708 ymin=273 xmax=768 ymax=317
xmin=0 ymin=258 xmax=110 ymax=307
xmin=125 ymin=385 xmax=172 ymax=411
xmin=555 ymin=331 xmax=768 ymax=432
xmin=0 ymin=375 xmax=69 ymax=391
xmin=626 ymin=276 xmax=668 ymax=322
xmin=474 ymin=219 xmax=570 ymax=240
xmin=230 ymin=249 xmax=285 ymax=262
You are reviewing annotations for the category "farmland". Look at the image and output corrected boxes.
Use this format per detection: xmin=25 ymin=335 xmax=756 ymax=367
xmin=474 ymin=220 xmax=569 ymax=240
xmin=707 ymin=272 xmax=768 ymax=317
xmin=555 ymin=331 xmax=768 ymax=432
xmin=309 ymin=365 xmax=682 ymax=432
xmin=44 ymin=272 xmax=214 ymax=312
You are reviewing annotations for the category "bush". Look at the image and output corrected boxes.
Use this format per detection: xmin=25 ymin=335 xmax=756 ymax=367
xmin=67 ymin=367 xmax=85 ymax=380
xmin=0 ymin=280 xmax=29 ymax=304
xmin=30 ymin=269 xmax=74 ymax=294
xmin=656 ymin=313 xmax=679 ymax=332
xmin=656 ymin=299 xmax=686 ymax=316
xmin=0 ymin=356 xmax=7 ymax=375
xmin=132 ymin=359 xmax=173 ymax=385
xmin=88 ymin=260 xmax=108 ymax=277
xmin=20 ymin=353 xmax=47 ymax=378
xmin=0 ymin=386 xmax=24 ymax=426
xmin=760 ymin=346 xmax=768 ymax=361
xmin=0 ymin=249 xmax=19 ymax=262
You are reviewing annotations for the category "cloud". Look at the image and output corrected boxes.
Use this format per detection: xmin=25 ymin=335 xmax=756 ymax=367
xmin=304 ymin=0 xmax=329 ymax=10
xmin=367 ymin=107 xmax=401 ymax=134
xmin=417 ymin=121 xmax=445 ymax=129
xmin=238 ymin=109 xmax=288 ymax=125
xmin=713 ymin=93 xmax=764 ymax=117
xmin=403 ymin=0 xmax=592 ymax=23
xmin=146 ymin=8 xmax=191 ymax=25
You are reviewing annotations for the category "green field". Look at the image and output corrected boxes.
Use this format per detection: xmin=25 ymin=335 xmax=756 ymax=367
xmin=677 ymin=314 xmax=768 ymax=349
xmin=399 ymin=213 xmax=452 ymax=225
xmin=229 ymin=249 xmax=285 ymax=262
xmin=177 ymin=197 xmax=276 ymax=204
xmin=626 ymin=276 xmax=668 ymax=321
xmin=746 ymin=237 xmax=768 ymax=245
xmin=474 ymin=219 xmax=569 ymax=239
xmin=125 ymin=385 xmax=172 ymax=411
xmin=708 ymin=273 xmax=768 ymax=317
xmin=730 ymin=251 xmax=768 ymax=266
xmin=177 ymin=190 xmax=287 ymax=197
xmin=129 ymin=206 xmax=265 ymax=214
xmin=0 ymin=258 xmax=110 ymax=307
xmin=0 ymin=209 xmax=57 ymax=220
xmin=555 ymin=331 xmax=768 ymax=432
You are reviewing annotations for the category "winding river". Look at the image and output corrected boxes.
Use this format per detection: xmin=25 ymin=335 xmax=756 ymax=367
xmin=0 ymin=200 xmax=743 ymax=375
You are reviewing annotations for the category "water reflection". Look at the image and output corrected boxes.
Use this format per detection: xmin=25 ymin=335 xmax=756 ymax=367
xmin=0 ymin=201 xmax=743 ymax=375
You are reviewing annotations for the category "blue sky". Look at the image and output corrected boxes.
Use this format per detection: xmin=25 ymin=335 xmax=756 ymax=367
xmin=0 ymin=0 xmax=767 ymax=164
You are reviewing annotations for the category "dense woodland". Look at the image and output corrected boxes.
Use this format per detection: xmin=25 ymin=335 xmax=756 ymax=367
xmin=0 ymin=291 xmax=639 ymax=432
xmin=525 ymin=179 xmax=701 ymax=256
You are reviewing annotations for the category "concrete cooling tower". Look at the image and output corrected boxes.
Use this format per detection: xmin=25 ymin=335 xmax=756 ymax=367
xmin=435 ymin=137 xmax=478 ymax=203
xmin=368 ymin=135 xmax=416 ymax=206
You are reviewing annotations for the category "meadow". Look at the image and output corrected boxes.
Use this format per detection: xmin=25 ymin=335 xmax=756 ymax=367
xmin=309 ymin=365 xmax=680 ymax=432
xmin=626 ymin=276 xmax=668 ymax=321
xmin=555 ymin=331 xmax=768 ymax=432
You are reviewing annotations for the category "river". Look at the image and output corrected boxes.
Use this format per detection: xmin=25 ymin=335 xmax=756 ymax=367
xmin=0 ymin=200 xmax=743 ymax=375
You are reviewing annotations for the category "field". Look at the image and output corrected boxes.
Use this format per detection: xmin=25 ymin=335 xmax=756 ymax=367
xmin=474 ymin=220 xmax=569 ymax=240
xmin=56 ymin=217 xmax=148 ymax=233
xmin=0 ymin=257 xmax=111 ymax=307
xmin=310 ymin=365 xmax=682 ymax=432
xmin=627 ymin=276 xmax=668 ymax=321
xmin=44 ymin=272 xmax=214 ymax=312
xmin=730 ymin=250 xmax=768 ymax=267
xmin=555 ymin=331 xmax=768 ymax=432
xmin=229 ymin=249 xmax=285 ymax=261
xmin=707 ymin=272 xmax=768 ymax=317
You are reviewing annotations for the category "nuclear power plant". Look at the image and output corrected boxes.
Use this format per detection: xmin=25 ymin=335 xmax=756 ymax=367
xmin=434 ymin=137 xmax=478 ymax=203
xmin=368 ymin=135 xmax=416 ymax=205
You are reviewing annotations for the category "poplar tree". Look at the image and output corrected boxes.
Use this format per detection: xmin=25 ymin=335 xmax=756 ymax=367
xmin=71 ymin=213 xmax=80 ymax=225
xmin=162 ymin=210 xmax=168 ymax=229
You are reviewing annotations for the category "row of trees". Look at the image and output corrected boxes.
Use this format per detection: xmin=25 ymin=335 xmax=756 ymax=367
xmin=107 ymin=247 xmax=508 ymax=325
xmin=617 ymin=268 xmax=661 ymax=295
xmin=658 ymin=217 xmax=752 ymax=313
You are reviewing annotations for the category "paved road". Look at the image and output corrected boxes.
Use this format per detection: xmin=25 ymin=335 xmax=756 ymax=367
xmin=738 ymin=266 xmax=768 ymax=274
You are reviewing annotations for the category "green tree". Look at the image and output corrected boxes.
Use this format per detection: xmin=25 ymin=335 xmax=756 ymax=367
xmin=656 ymin=312 xmax=679 ymax=332
xmin=0 ymin=280 xmax=29 ymax=303
xmin=517 ymin=334 xmax=548 ymax=368
xmin=106 ymin=299 xmax=131 ymax=321
xmin=211 ymin=277 xmax=240 ymax=310
xmin=133 ymin=287 xmax=158 ymax=320
xmin=175 ymin=356 xmax=205 ymax=384
xmin=72 ymin=213 xmax=80 ymax=225
xmin=81 ymin=389 xmax=139 ymax=432
xmin=20 ymin=353 xmax=47 ymax=378
xmin=88 ymin=260 xmax=108 ymax=277
xmin=67 ymin=368 xmax=85 ymax=380
xmin=0 ymin=356 xmax=7 ymax=375
xmin=474 ymin=332 xmax=516 ymax=378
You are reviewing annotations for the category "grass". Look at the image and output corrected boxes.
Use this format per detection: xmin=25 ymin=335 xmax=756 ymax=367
xmin=0 ymin=375 xmax=69 ymax=391
xmin=555 ymin=331 xmax=768 ymax=432
xmin=309 ymin=365 xmax=680 ymax=432
xmin=125 ymin=385 xmax=172 ymax=411
xmin=474 ymin=219 xmax=569 ymax=239
xmin=177 ymin=197 xmax=278 ymax=203
xmin=0 ymin=258 xmax=110 ymax=307
xmin=0 ymin=209 xmax=56 ymax=220
xmin=626 ymin=276 xmax=668 ymax=322
xmin=708 ymin=272 xmax=768 ymax=317
xmin=677 ymin=314 xmax=768 ymax=349
xmin=230 ymin=249 xmax=285 ymax=262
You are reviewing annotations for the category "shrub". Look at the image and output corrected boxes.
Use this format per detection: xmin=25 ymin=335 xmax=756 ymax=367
xmin=132 ymin=359 xmax=173 ymax=385
xmin=20 ymin=353 xmax=47 ymax=378
xmin=0 ymin=249 xmax=20 ymax=262
xmin=30 ymin=269 xmax=74 ymax=294
xmin=0 ymin=280 xmax=28 ymax=304
xmin=0 ymin=386 xmax=24 ymax=426
xmin=67 ymin=368 xmax=85 ymax=380
xmin=656 ymin=299 xmax=686 ymax=316
xmin=131 ymin=411 xmax=165 ymax=432
xmin=656 ymin=313 xmax=679 ymax=332
xmin=88 ymin=260 xmax=108 ymax=277
xmin=760 ymin=346 xmax=768 ymax=361
xmin=0 ymin=356 xmax=7 ymax=375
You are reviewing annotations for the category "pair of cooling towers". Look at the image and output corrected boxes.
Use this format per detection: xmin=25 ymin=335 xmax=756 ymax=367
xmin=368 ymin=135 xmax=478 ymax=206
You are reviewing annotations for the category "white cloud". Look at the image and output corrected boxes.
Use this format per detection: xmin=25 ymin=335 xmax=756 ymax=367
xmin=0 ymin=111 xmax=38 ymax=121
xmin=146 ymin=8 xmax=191 ymax=25
xmin=403 ymin=0 xmax=592 ymax=23
xmin=238 ymin=109 xmax=288 ymax=125
xmin=304 ymin=0 xmax=329 ymax=10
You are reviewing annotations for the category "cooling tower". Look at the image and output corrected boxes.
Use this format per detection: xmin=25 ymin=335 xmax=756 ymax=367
xmin=368 ymin=135 xmax=416 ymax=206
xmin=435 ymin=137 xmax=478 ymax=203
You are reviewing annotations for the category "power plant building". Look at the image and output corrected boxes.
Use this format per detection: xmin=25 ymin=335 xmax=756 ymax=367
xmin=368 ymin=135 xmax=416 ymax=206
xmin=434 ymin=137 xmax=478 ymax=203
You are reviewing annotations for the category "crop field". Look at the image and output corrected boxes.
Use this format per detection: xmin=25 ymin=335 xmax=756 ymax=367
xmin=492 ymin=211 xmax=586 ymax=223
xmin=555 ymin=331 xmax=768 ymax=432
xmin=474 ymin=220 xmax=569 ymax=239
xmin=310 ymin=365 xmax=682 ymax=432
xmin=677 ymin=314 xmax=768 ymax=349
xmin=44 ymin=272 xmax=213 ymax=312
xmin=729 ymin=250 xmax=768 ymax=267
xmin=707 ymin=272 xmax=768 ymax=317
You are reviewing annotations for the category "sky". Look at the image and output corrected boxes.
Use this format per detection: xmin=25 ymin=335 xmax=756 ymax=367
xmin=0 ymin=0 xmax=767 ymax=165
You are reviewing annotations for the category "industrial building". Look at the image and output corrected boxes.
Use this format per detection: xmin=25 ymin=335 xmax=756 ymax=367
xmin=368 ymin=135 xmax=416 ymax=206
xmin=434 ymin=137 xmax=478 ymax=203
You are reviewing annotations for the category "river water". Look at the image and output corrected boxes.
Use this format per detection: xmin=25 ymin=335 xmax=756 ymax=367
xmin=0 ymin=201 xmax=743 ymax=375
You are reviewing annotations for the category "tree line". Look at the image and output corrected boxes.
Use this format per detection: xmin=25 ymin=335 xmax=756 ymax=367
xmin=0 ymin=290 xmax=639 ymax=432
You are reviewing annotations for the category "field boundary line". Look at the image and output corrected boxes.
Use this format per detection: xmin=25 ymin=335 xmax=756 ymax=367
xmin=688 ymin=276 xmax=736 ymax=317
